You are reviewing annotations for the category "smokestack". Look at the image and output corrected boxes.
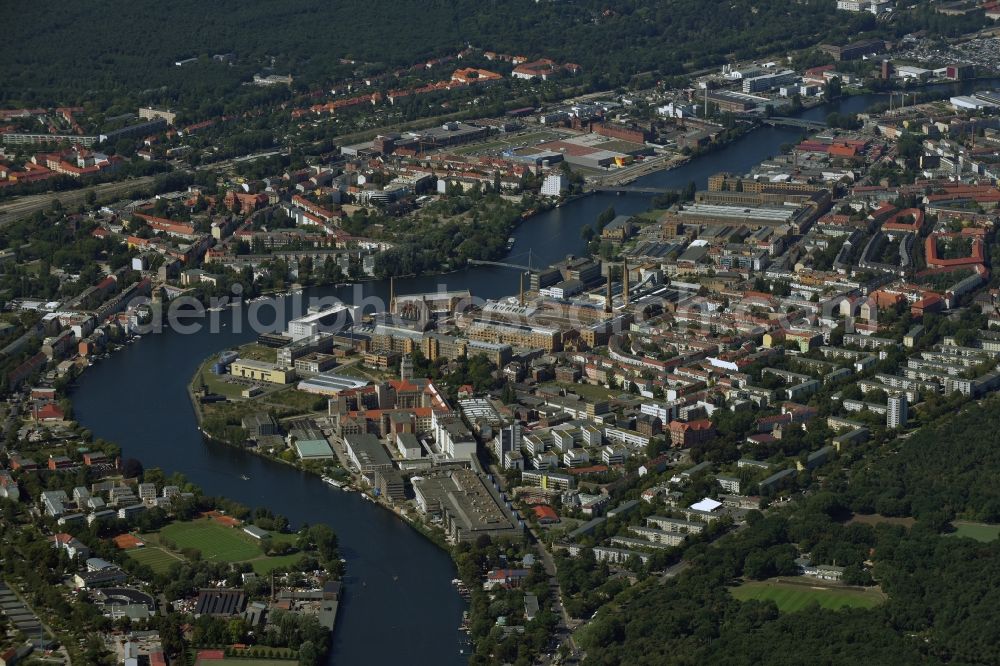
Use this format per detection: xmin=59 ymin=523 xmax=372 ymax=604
xmin=389 ymin=276 xmax=395 ymax=314
xmin=519 ymin=272 xmax=525 ymax=306
xmin=605 ymin=268 xmax=613 ymax=313
xmin=623 ymin=259 xmax=630 ymax=307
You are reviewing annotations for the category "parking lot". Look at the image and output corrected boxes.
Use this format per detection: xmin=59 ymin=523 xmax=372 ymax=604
xmin=893 ymin=36 xmax=1000 ymax=73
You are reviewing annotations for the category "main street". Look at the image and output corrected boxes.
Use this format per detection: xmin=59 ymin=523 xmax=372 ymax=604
xmin=486 ymin=461 xmax=580 ymax=662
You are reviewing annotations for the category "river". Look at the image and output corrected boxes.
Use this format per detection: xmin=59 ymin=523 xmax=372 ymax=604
xmin=71 ymin=80 xmax=998 ymax=664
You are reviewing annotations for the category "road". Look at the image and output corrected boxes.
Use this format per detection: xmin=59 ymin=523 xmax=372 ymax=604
xmin=532 ymin=529 xmax=578 ymax=647
xmin=487 ymin=462 xmax=580 ymax=662
xmin=659 ymin=559 xmax=691 ymax=583
xmin=0 ymin=176 xmax=159 ymax=226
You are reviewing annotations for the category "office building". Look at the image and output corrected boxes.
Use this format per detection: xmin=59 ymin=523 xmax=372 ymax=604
xmin=286 ymin=305 xmax=356 ymax=341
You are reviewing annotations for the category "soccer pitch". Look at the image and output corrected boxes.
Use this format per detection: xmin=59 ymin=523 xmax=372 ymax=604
xmin=159 ymin=519 xmax=261 ymax=562
xmin=128 ymin=546 xmax=184 ymax=574
xmin=731 ymin=580 xmax=884 ymax=612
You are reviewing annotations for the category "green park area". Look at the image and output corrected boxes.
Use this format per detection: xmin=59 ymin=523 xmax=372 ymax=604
xmin=731 ymin=579 xmax=885 ymax=612
xmin=949 ymin=521 xmax=1000 ymax=542
xmin=193 ymin=357 xmax=246 ymax=399
xmin=260 ymin=386 xmax=328 ymax=412
xmin=237 ymin=344 xmax=278 ymax=363
xmin=128 ymin=517 xmax=302 ymax=575
xmin=547 ymin=382 xmax=620 ymax=403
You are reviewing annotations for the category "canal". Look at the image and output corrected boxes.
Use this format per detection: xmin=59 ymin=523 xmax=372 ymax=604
xmin=71 ymin=81 xmax=997 ymax=664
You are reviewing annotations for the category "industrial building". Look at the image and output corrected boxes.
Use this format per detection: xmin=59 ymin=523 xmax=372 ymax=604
xmin=230 ymin=359 xmax=296 ymax=385
xmin=413 ymin=469 xmax=523 ymax=542
xmin=819 ymin=39 xmax=885 ymax=62
xmin=705 ymin=90 xmax=769 ymax=113
xmin=465 ymin=318 xmax=563 ymax=352
xmin=344 ymin=433 xmax=394 ymax=481
xmin=742 ymin=70 xmax=797 ymax=93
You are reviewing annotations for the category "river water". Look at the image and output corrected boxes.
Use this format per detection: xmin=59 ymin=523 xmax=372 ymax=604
xmin=71 ymin=81 xmax=996 ymax=664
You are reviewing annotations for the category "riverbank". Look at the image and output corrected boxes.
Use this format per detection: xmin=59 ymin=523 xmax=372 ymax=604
xmin=83 ymin=83 xmax=975 ymax=664
xmin=186 ymin=345 xmax=450 ymax=525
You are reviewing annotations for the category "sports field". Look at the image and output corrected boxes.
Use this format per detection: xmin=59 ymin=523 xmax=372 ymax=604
xmin=251 ymin=552 xmax=304 ymax=575
xmin=149 ymin=518 xmax=303 ymax=574
xmin=159 ymin=519 xmax=261 ymax=562
xmin=127 ymin=546 xmax=184 ymax=574
xmin=949 ymin=521 xmax=1000 ymax=542
xmin=731 ymin=579 xmax=884 ymax=612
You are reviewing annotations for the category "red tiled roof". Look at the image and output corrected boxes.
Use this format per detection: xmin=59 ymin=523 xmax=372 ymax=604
xmin=670 ymin=418 xmax=713 ymax=432
xmin=34 ymin=403 xmax=65 ymax=420
xmin=533 ymin=505 xmax=559 ymax=520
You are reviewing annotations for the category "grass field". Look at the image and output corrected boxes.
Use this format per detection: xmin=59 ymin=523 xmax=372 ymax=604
xmin=249 ymin=553 xmax=305 ymax=575
xmin=159 ymin=519 xmax=262 ymax=562
xmin=452 ymin=130 xmax=562 ymax=156
xmin=259 ymin=387 xmax=327 ymax=412
xmin=949 ymin=521 xmax=1000 ymax=542
xmin=152 ymin=519 xmax=303 ymax=574
xmin=547 ymin=382 xmax=622 ymax=403
xmin=195 ymin=358 xmax=246 ymax=399
xmin=731 ymin=579 xmax=884 ymax=612
xmin=127 ymin=546 xmax=184 ymax=574
xmin=237 ymin=344 xmax=277 ymax=363
xmin=635 ymin=208 xmax=670 ymax=222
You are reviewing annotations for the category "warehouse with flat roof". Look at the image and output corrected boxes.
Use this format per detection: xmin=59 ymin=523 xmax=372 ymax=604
xmin=294 ymin=438 xmax=335 ymax=460
xmin=413 ymin=469 xmax=522 ymax=542
xmin=297 ymin=372 xmax=371 ymax=395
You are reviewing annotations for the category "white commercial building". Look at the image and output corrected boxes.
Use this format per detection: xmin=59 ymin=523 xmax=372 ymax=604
xmin=286 ymin=304 xmax=357 ymax=341
xmin=540 ymin=174 xmax=568 ymax=197
xmin=895 ymin=65 xmax=931 ymax=81
xmin=951 ymin=95 xmax=998 ymax=111
xmin=742 ymin=70 xmax=797 ymax=94
xmin=837 ymin=0 xmax=892 ymax=11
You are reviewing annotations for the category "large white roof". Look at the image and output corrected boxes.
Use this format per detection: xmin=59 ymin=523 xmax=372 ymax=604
xmin=690 ymin=497 xmax=723 ymax=512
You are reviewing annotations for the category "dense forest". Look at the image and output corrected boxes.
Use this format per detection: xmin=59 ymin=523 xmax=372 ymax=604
xmin=579 ymin=396 xmax=1000 ymax=664
xmin=848 ymin=397 xmax=1000 ymax=522
xmin=5 ymin=0 xmax=874 ymax=107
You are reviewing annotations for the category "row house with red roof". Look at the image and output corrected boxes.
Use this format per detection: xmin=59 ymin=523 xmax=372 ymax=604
xmin=224 ymin=190 xmax=268 ymax=215
xmin=33 ymin=148 xmax=123 ymax=178
xmin=668 ymin=419 xmax=716 ymax=447
xmin=132 ymin=213 xmax=198 ymax=240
